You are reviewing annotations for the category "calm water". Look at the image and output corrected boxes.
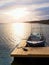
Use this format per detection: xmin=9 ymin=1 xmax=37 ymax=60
xmin=0 ymin=23 xmax=49 ymax=65
xmin=0 ymin=42 xmax=14 ymax=65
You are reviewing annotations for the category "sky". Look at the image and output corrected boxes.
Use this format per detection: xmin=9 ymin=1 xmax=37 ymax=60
xmin=0 ymin=0 xmax=49 ymax=23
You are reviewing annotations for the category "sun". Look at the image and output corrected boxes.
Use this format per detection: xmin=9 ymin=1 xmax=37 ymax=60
xmin=5 ymin=8 xmax=28 ymax=19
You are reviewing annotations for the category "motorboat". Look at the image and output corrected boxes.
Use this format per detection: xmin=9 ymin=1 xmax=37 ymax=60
xmin=26 ymin=33 xmax=46 ymax=47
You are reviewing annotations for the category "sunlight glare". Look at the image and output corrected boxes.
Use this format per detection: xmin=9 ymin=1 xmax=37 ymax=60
xmin=12 ymin=23 xmax=24 ymax=38
xmin=12 ymin=23 xmax=31 ymax=39
xmin=5 ymin=8 xmax=28 ymax=19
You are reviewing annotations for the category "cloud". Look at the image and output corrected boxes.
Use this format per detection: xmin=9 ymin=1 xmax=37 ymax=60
xmin=37 ymin=15 xmax=49 ymax=20
xmin=34 ymin=7 xmax=49 ymax=16
xmin=0 ymin=0 xmax=49 ymax=23
xmin=0 ymin=0 xmax=49 ymax=8
xmin=0 ymin=0 xmax=33 ymax=8
xmin=0 ymin=0 xmax=49 ymax=5
xmin=31 ymin=0 xmax=49 ymax=4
